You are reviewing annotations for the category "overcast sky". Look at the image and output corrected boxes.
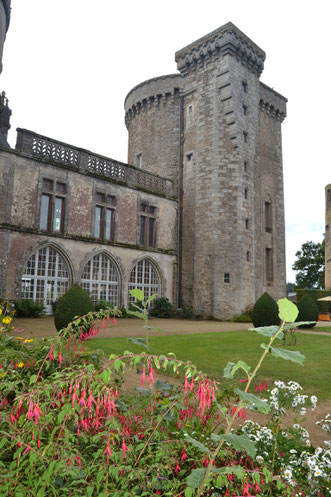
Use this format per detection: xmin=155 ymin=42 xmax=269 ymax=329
xmin=1 ymin=0 xmax=328 ymax=283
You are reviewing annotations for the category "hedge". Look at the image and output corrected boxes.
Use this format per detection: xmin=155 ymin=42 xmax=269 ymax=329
xmin=296 ymin=289 xmax=331 ymax=313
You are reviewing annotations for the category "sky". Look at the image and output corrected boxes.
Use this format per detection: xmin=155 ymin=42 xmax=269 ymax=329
xmin=1 ymin=0 xmax=328 ymax=283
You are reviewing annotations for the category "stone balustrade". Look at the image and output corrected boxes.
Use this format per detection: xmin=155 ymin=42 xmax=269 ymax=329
xmin=15 ymin=128 xmax=172 ymax=197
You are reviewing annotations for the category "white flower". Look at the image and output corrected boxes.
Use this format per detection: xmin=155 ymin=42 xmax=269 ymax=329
xmin=315 ymin=447 xmax=323 ymax=455
xmin=271 ymin=388 xmax=278 ymax=396
xmin=311 ymin=395 xmax=318 ymax=404
xmin=256 ymin=455 xmax=264 ymax=463
xmin=290 ymin=449 xmax=297 ymax=454
xmin=283 ymin=468 xmax=292 ymax=479
xmin=314 ymin=468 xmax=322 ymax=477
xmin=300 ymin=408 xmax=307 ymax=415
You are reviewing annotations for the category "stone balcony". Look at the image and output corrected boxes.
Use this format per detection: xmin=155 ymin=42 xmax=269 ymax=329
xmin=15 ymin=128 xmax=173 ymax=197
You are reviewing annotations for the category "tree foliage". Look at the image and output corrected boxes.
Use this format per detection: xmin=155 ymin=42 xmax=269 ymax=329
xmin=292 ymin=239 xmax=325 ymax=289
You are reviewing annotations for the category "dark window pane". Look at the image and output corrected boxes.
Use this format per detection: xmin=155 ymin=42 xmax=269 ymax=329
xmin=105 ymin=209 xmax=113 ymax=240
xmin=53 ymin=197 xmax=64 ymax=232
xmin=141 ymin=204 xmax=148 ymax=212
xmin=95 ymin=206 xmax=102 ymax=238
xmin=140 ymin=216 xmax=146 ymax=245
xmin=107 ymin=195 xmax=115 ymax=206
xmin=42 ymin=179 xmax=53 ymax=191
xmin=265 ymin=202 xmax=272 ymax=232
xmin=148 ymin=218 xmax=155 ymax=247
xmin=40 ymin=194 xmax=50 ymax=230
xmin=148 ymin=206 xmax=156 ymax=215
xmin=56 ymin=182 xmax=66 ymax=194
xmin=96 ymin=192 xmax=105 ymax=203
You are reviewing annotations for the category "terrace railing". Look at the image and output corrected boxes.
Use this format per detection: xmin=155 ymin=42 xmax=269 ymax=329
xmin=15 ymin=129 xmax=172 ymax=196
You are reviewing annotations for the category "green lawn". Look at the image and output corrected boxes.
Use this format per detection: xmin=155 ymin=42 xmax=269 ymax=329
xmin=85 ymin=331 xmax=331 ymax=401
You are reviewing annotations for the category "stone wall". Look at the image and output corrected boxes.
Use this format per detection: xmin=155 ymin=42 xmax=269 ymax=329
xmin=126 ymin=22 xmax=287 ymax=319
xmin=0 ymin=141 xmax=177 ymax=304
xmin=125 ymin=74 xmax=182 ymax=187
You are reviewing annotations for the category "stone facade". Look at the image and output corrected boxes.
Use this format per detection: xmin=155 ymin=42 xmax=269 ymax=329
xmin=0 ymin=21 xmax=287 ymax=318
xmin=125 ymin=22 xmax=287 ymax=318
xmin=325 ymin=185 xmax=331 ymax=288
xmin=0 ymin=129 xmax=177 ymax=312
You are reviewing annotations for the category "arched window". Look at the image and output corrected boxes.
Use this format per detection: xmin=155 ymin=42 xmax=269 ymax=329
xmin=21 ymin=246 xmax=70 ymax=314
xmin=128 ymin=259 xmax=160 ymax=305
xmin=81 ymin=253 xmax=120 ymax=306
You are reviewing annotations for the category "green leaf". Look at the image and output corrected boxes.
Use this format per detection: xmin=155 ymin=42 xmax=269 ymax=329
xmin=212 ymin=433 xmax=256 ymax=458
xmin=186 ymin=468 xmax=207 ymax=488
xmin=150 ymin=326 xmax=164 ymax=333
xmin=270 ymin=347 xmax=305 ymax=365
xmin=129 ymin=288 xmax=144 ymax=301
xmin=101 ymin=369 xmax=111 ymax=383
xmin=146 ymin=293 xmax=158 ymax=305
xmin=129 ymin=337 xmax=148 ymax=348
xmin=113 ymin=359 xmax=122 ymax=372
xmin=234 ymin=389 xmax=270 ymax=414
xmin=250 ymin=325 xmax=284 ymax=339
xmin=278 ymin=298 xmax=299 ymax=323
xmin=212 ymin=465 xmax=245 ymax=478
xmin=184 ymin=435 xmax=212 ymax=454
xmin=223 ymin=362 xmax=236 ymax=379
xmin=231 ymin=360 xmax=251 ymax=376
xmin=29 ymin=374 xmax=38 ymax=384
xmin=127 ymin=310 xmax=144 ymax=319
xmin=185 ymin=488 xmax=194 ymax=497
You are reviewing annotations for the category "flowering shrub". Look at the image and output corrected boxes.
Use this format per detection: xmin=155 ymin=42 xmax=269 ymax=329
xmin=0 ymin=296 xmax=330 ymax=496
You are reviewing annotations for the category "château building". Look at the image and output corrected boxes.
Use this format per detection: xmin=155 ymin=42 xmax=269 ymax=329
xmin=0 ymin=5 xmax=287 ymax=318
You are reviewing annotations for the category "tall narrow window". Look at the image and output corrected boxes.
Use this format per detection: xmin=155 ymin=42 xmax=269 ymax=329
xmin=140 ymin=204 xmax=156 ymax=248
xmin=136 ymin=153 xmax=142 ymax=169
xmin=128 ymin=259 xmax=160 ymax=306
xmin=21 ymin=246 xmax=70 ymax=314
xmin=40 ymin=194 xmax=51 ymax=230
xmin=265 ymin=202 xmax=272 ymax=233
xmin=266 ymin=248 xmax=273 ymax=281
xmin=40 ymin=179 xmax=66 ymax=233
xmin=94 ymin=193 xmax=115 ymax=240
xmin=242 ymin=82 xmax=247 ymax=93
xmin=242 ymin=105 xmax=247 ymax=116
xmin=224 ymin=273 xmax=230 ymax=284
xmin=243 ymin=132 xmax=248 ymax=143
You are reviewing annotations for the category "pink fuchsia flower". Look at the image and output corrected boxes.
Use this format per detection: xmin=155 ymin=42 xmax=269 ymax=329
xmin=22 ymin=443 xmax=31 ymax=455
xmin=122 ymin=438 xmax=130 ymax=459
xmin=58 ymin=351 xmax=63 ymax=365
xmin=148 ymin=364 xmax=155 ymax=387
xmin=141 ymin=367 xmax=146 ymax=388
xmin=113 ymin=315 xmax=117 ymax=326
xmin=103 ymin=441 xmax=112 ymax=460
xmin=174 ymin=461 xmax=181 ymax=474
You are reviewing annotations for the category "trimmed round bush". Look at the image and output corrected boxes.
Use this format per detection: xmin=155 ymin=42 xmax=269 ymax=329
xmin=54 ymin=284 xmax=94 ymax=332
xmin=251 ymin=292 xmax=280 ymax=328
xmin=296 ymin=295 xmax=319 ymax=328
xmin=149 ymin=297 xmax=173 ymax=318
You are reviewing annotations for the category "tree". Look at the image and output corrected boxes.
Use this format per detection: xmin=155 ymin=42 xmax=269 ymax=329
xmin=292 ymin=239 xmax=325 ymax=289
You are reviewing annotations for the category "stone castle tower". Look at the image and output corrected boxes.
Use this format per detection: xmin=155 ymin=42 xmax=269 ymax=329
xmin=125 ymin=22 xmax=287 ymax=318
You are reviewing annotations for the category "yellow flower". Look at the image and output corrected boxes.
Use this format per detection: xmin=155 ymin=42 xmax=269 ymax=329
xmin=17 ymin=362 xmax=24 ymax=368
xmin=0 ymin=307 xmax=2 ymax=316
xmin=2 ymin=317 xmax=11 ymax=324
xmin=24 ymin=339 xmax=33 ymax=343
xmin=16 ymin=337 xmax=24 ymax=340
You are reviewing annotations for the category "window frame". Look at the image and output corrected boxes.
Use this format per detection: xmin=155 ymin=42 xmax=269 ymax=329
xmin=139 ymin=203 xmax=157 ymax=248
xmin=94 ymin=193 xmax=116 ymax=241
xmin=266 ymin=248 xmax=273 ymax=282
xmin=39 ymin=178 xmax=66 ymax=233
xmin=265 ymin=201 xmax=272 ymax=233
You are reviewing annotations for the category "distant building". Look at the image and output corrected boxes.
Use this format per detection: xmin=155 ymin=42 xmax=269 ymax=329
xmin=0 ymin=18 xmax=287 ymax=318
